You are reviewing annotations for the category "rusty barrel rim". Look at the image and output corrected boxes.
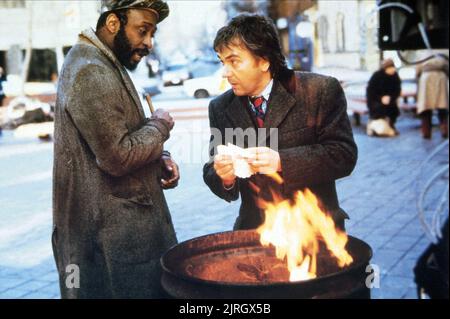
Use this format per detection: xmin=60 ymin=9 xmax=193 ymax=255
xmin=160 ymin=229 xmax=373 ymax=288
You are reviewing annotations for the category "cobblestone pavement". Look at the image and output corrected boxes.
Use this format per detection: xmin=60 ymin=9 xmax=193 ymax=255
xmin=0 ymin=100 xmax=448 ymax=299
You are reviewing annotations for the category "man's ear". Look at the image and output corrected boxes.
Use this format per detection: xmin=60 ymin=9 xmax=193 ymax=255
xmin=260 ymin=58 xmax=271 ymax=73
xmin=105 ymin=13 xmax=121 ymax=34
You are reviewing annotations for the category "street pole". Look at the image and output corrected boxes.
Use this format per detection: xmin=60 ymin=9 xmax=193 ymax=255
xmin=21 ymin=0 xmax=33 ymax=96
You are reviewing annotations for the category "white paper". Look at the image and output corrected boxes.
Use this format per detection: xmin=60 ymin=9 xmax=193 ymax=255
xmin=217 ymin=143 xmax=254 ymax=178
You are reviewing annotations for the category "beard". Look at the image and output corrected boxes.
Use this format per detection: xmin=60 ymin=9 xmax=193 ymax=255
xmin=113 ymin=26 xmax=149 ymax=71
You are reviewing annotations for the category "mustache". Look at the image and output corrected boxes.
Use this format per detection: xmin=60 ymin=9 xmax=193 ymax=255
xmin=133 ymin=48 xmax=150 ymax=57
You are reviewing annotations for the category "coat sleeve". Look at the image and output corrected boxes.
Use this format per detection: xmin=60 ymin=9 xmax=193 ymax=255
xmin=443 ymin=60 xmax=449 ymax=77
xmin=366 ymin=72 xmax=381 ymax=102
xmin=392 ymin=73 xmax=401 ymax=100
xmin=66 ymin=64 xmax=170 ymax=177
xmin=202 ymin=100 xmax=240 ymax=202
xmin=279 ymin=77 xmax=358 ymax=192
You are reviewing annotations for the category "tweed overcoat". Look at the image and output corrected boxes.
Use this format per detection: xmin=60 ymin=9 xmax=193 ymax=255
xmin=52 ymin=29 xmax=177 ymax=298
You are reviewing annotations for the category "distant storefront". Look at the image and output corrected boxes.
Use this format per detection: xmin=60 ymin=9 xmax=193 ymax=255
xmin=306 ymin=0 xmax=380 ymax=71
xmin=266 ymin=0 xmax=379 ymax=71
xmin=0 ymin=0 xmax=99 ymax=79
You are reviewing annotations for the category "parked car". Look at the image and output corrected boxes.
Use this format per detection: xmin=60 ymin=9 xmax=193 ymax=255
xmin=183 ymin=68 xmax=231 ymax=99
xmin=161 ymin=64 xmax=191 ymax=86
xmin=189 ymin=60 xmax=221 ymax=78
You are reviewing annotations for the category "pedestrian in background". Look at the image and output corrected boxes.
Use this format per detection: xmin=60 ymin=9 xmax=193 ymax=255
xmin=416 ymin=55 xmax=449 ymax=139
xmin=0 ymin=66 xmax=6 ymax=107
xmin=366 ymin=58 xmax=402 ymax=135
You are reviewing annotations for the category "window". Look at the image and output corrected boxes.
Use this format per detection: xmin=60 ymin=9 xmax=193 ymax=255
xmin=0 ymin=51 xmax=6 ymax=70
xmin=336 ymin=12 xmax=346 ymax=52
xmin=0 ymin=1 xmax=25 ymax=8
xmin=28 ymin=49 xmax=58 ymax=82
xmin=318 ymin=15 xmax=330 ymax=53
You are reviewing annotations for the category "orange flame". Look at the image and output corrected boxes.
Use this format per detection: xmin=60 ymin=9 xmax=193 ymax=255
xmin=256 ymin=188 xmax=353 ymax=282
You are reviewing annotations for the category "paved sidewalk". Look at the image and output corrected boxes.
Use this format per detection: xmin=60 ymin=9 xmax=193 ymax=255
xmin=0 ymin=104 xmax=448 ymax=299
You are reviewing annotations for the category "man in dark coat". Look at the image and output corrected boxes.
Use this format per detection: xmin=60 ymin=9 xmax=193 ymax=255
xmin=0 ymin=66 xmax=6 ymax=107
xmin=203 ymin=14 xmax=357 ymax=231
xmin=53 ymin=0 xmax=179 ymax=298
xmin=366 ymin=58 xmax=402 ymax=132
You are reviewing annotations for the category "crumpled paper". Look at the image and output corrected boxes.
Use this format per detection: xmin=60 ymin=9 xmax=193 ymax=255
xmin=217 ymin=143 xmax=254 ymax=178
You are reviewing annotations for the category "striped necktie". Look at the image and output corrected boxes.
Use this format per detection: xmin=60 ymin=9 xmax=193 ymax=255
xmin=249 ymin=96 xmax=265 ymax=128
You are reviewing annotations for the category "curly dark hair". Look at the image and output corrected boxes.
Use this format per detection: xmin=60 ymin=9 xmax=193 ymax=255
xmin=214 ymin=14 xmax=291 ymax=80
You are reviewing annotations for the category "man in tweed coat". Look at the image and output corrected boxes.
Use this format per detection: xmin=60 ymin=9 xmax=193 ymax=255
xmin=203 ymin=14 xmax=357 ymax=231
xmin=53 ymin=0 xmax=178 ymax=298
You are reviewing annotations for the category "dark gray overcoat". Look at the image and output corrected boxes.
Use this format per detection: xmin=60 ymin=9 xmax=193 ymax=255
xmin=52 ymin=29 xmax=177 ymax=299
xmin=203 ymin=72 xmax=358 ymax=230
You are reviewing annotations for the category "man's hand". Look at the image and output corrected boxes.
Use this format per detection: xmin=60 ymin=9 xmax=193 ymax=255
xmin=160 ymin=154 xmax=179 ymax=189
xmin=381 ymin=95 xmax=391 ymax=105
xmin=151 ymin=108 xmax=174 ymax=130
xmin=246 ymin=147 xmax=281 ymax=175
xmin=213 ymin=154 xmax=236 ymax=188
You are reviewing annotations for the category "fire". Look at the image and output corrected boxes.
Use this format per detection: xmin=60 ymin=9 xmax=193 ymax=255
xmin=256 ymin=188 xmax=353 ymax=282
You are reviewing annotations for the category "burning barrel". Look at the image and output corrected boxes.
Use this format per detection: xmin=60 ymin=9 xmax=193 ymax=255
xmin=162 ymin=189 xmax=372 ymax=298
xmin=161 ymin=230 xmax=372 ymax=299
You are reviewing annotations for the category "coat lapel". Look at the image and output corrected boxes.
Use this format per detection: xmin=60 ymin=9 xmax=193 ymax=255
xmin=224 ymin=79 xmax=298 ymax=146
xmin=263 ymin=79 xmax=297 ymax=129
xmin=79 ymin=29 xmax=146 ymax=119
xmin=120 ymin=71 xmax=146 ymax=119
xmin=225 ymin=95 xmax=255 ymax=131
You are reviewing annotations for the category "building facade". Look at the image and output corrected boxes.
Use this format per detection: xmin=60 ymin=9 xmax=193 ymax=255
xmin=305 ymin=0 xmax=380 ymax=71
xmin=0 ymin=0 xmax=100 ymax=78
xmin=266 ymin=0 xmax=380 ymax=71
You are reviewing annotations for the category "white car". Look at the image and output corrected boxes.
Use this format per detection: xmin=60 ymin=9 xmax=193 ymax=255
xmin=183 ymin=68 xmax=231 ymax=99
xmin=162 ymin=64 xmax=191 ymax=86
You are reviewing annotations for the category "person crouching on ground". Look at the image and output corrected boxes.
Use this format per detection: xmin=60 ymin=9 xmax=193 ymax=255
xmin=366 ymin=58 xmax=402 ymax=135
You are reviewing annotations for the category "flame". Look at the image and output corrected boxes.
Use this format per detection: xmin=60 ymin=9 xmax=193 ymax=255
xmin=256 ymin=188 xmax=353 ymax=282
